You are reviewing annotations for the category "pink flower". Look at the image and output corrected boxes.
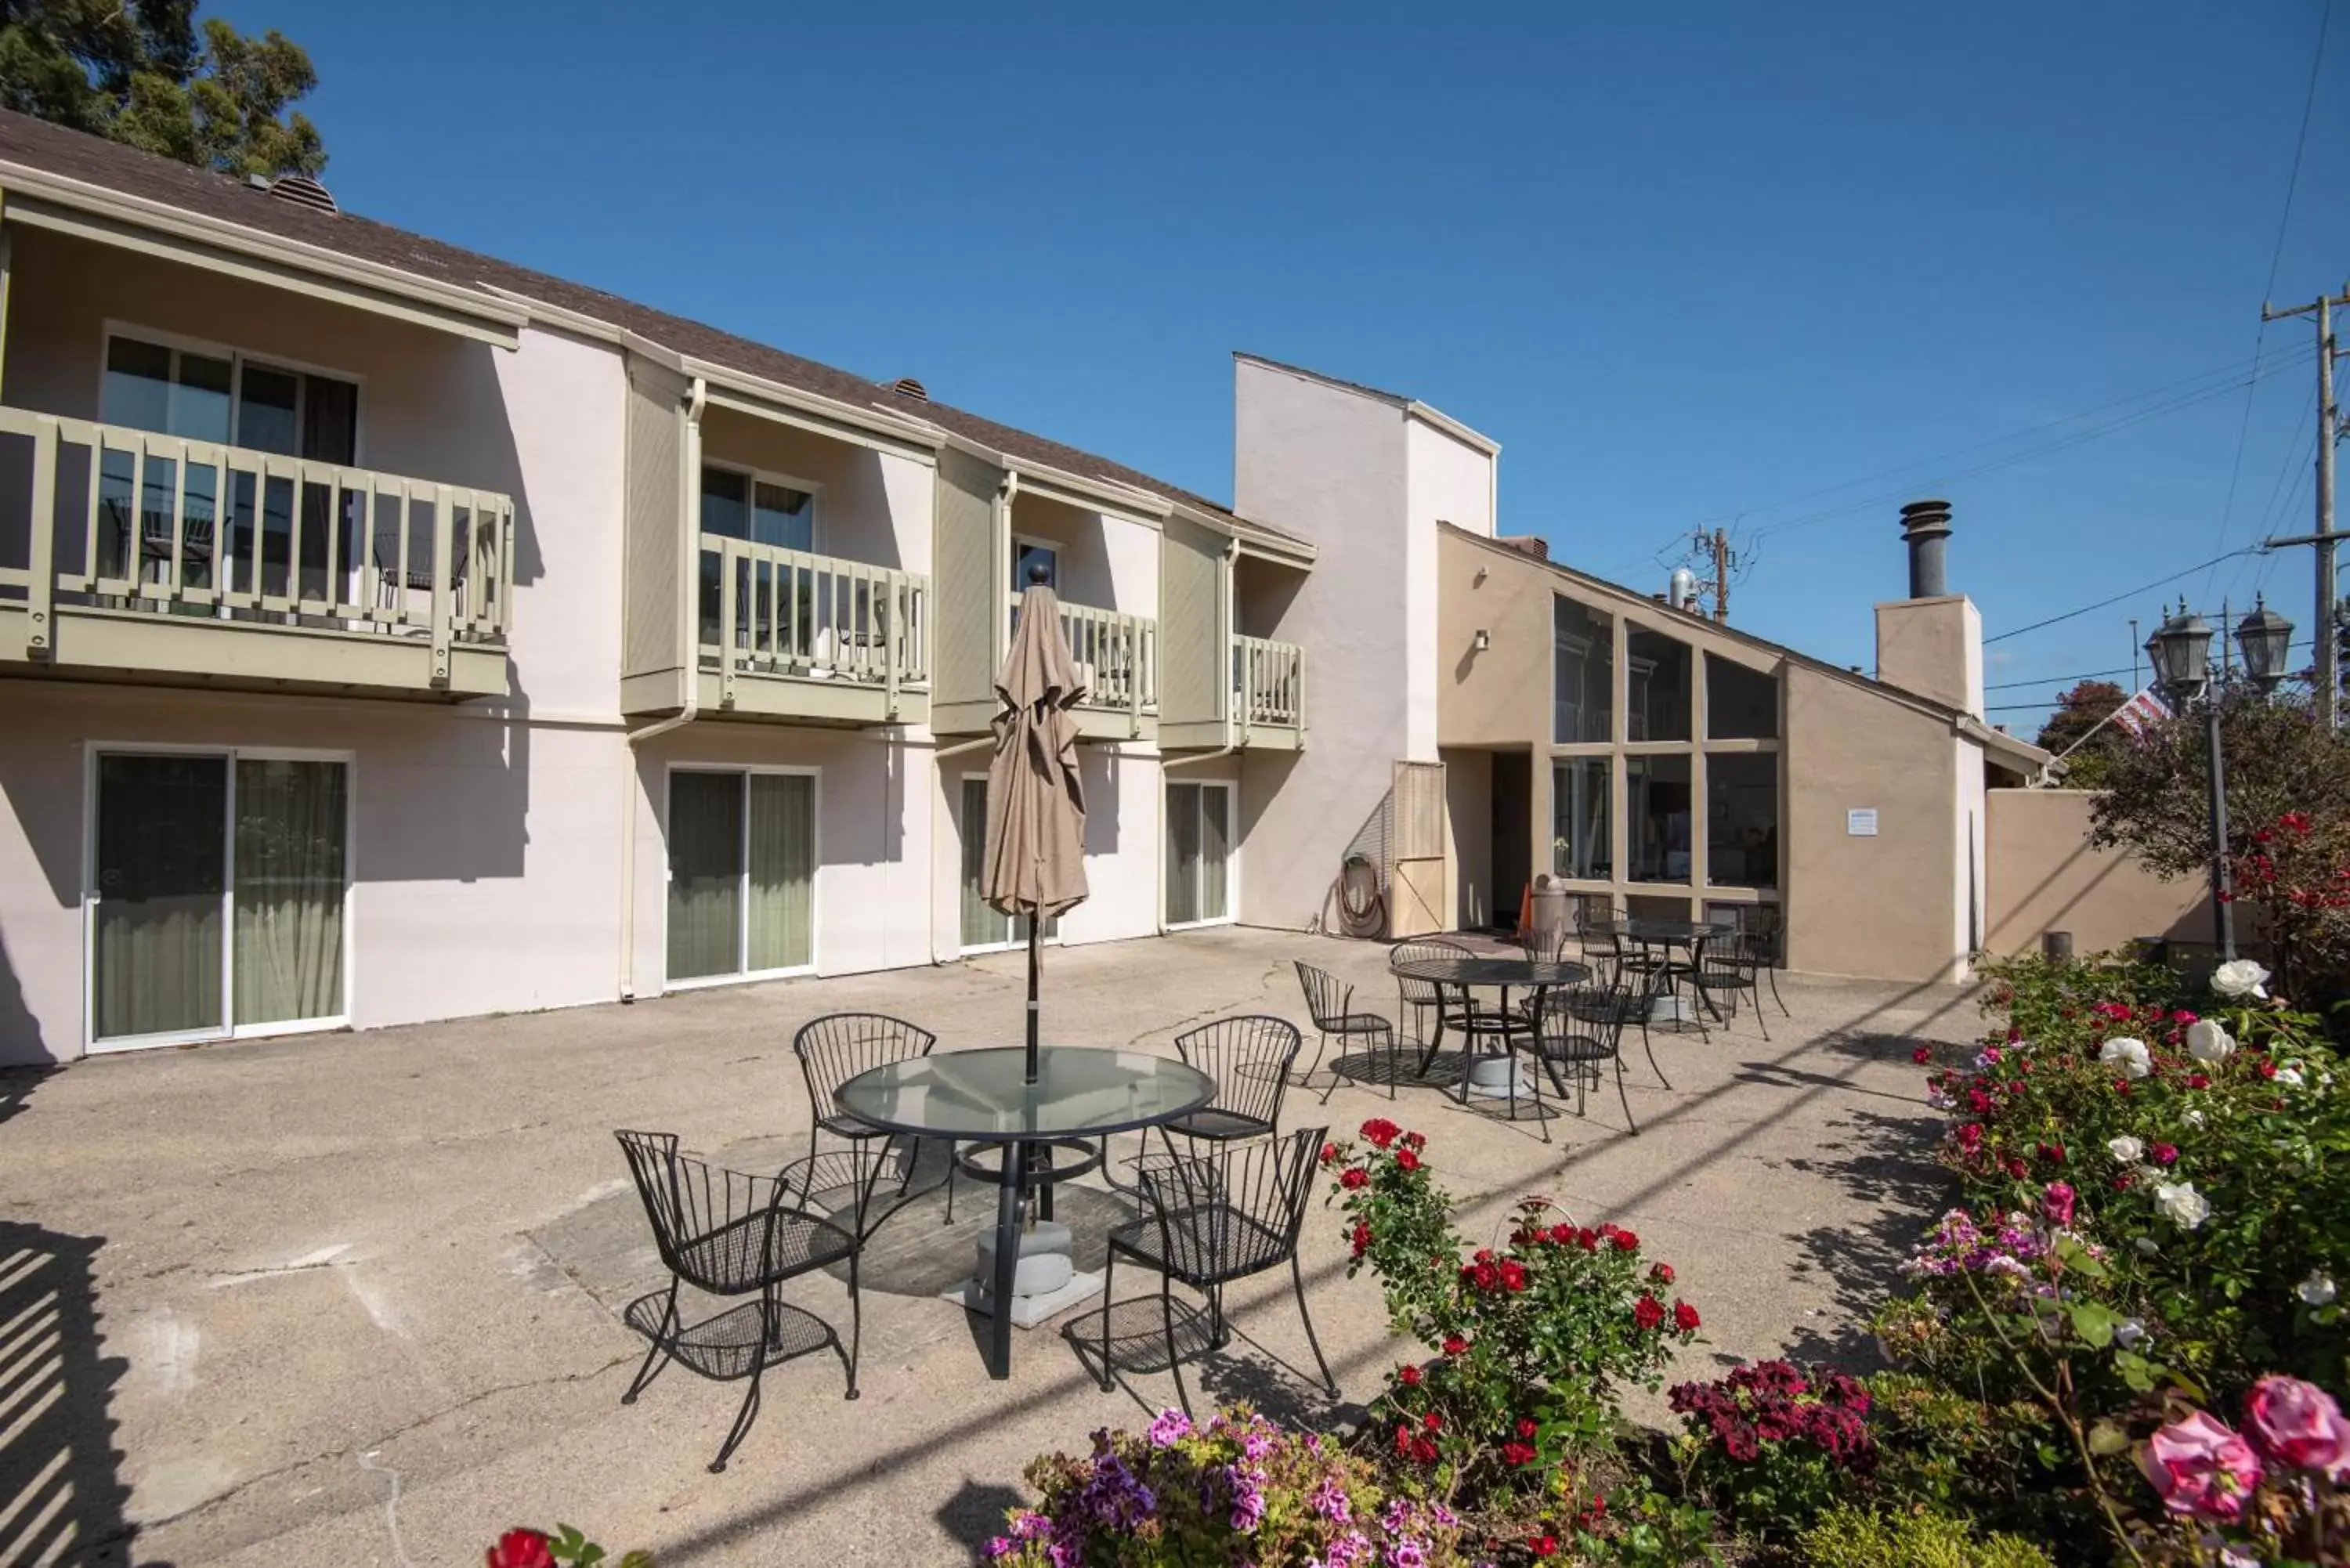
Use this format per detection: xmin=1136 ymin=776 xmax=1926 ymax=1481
xmin=2138 ymin=1411 xmax=2264 ymax=1521
xmin=2245 ymin=1377 xmax=2350 ymax=1476
xmin=2041 ymin=1181 xmax=2077 ymax=1229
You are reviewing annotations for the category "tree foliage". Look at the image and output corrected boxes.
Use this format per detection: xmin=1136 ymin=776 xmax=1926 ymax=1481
xmin=0 ymin=1 xmax=325 ymax=177
xmin=2088 ymin=690 xmax=2350 ymax=881
xmin=2035 ymin=679 xmax=2130 ymax=789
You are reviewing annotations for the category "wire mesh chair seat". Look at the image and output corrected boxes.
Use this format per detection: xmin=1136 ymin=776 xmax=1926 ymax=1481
xmin=1293 ymin=959 xmax=1403 ymax=1102
xmin=613 ymin=1129 xmax=860 ymax=1473
xmin=793 ymin=1012 xmax=943 ymax=1241
xmin=1098 ymin=1125 xmax=1336 ymax=1418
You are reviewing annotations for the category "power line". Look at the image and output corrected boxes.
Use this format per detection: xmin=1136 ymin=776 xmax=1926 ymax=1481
xmin=1987 ymin=638 xmax=2315 ymax=697
xmin=1983 ymin=547 xmax=2261 ymax=645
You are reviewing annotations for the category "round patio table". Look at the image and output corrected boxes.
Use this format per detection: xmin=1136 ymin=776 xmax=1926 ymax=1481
xmin=1390 ymin=956 xmax=1591 ymax=1101
xmin=835 ymin=1046 xmax=1215 ymax=1379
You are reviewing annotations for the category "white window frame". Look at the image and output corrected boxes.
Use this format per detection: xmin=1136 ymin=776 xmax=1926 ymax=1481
xmin=1164 ymin=778 xmax=1238 ymax=930
xmin=98 ymin=320 xmax=369 ymax=463
xmin=660 ymin=762 xmax=822 ymax=992
xmin=699 ymin=458 xmax=824 ymax=554
xmin=80 ymin=741 xmax=357 ymax=1055
xmin=957 ymin=769 xmax=1063 ymax=956
xmin=1010 ymin=533 xmax=1061 ymax=591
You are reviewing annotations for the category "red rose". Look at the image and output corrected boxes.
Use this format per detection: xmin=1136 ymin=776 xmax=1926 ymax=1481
xmin=1399 ymin=1363 xmax=1423 ymax=1386
xmin=1422 ymin=1410 xmax=1442 ymax=1432
xmin=1350 ymin=1220 xmax=1372 ymax=1258
xmin=1575 ymin=1227 xmax=1598 ymax=1251
xmin=1674 ymin=1300 xmax=1701 ymax=1332
xmin=1912 ymin=1046 xmax=1932 ymax=1064
xmin=1633 ymin=1295 xmax=1665 ymax=1331
xmin=2151 ymin=1143 xmax=2179 ymax=1165
xmin=1517 ymin=1416 xmax=1538 ymax=1439
xmin=1611 ymin=1229 xmax=1639 ymax=1252
xmin=1412 ymin=1436 xmax=1437 ymax=1464
xmin=2188 ymin=1073 xmax=2211 ymax=1089
xmin=1549 ymin=1223 xmax=1574 ymax=1244
xmin=1396 ymin=1148 xmax=1421 ymax=1172
xmin=1502 ymin=1440 xmax=1536 ymax=1466
xmin=1340 ymin=1167 xmax=1368 ymax=1190
xmin=1402 ymin=1130 xmax=1427 ymax=1151
xmin=1530 ymin=1536 xmax=1559 ymax=1559
xmin=1500 ymin=1260 xmax=1528 ymax=1292
xmin=1650 ymin=1262 xmax=1675 ymax=1284
xmin=1473 ymin=1262 xmax=1501 ymax=1291
xmin=487 ymin=1531 xmax=556 ymax=1568
xmin=1361 ymin=1117 xmax=1401 ymax=1148
xmin=1442 ymin=1335 xmax=1469 ymax=1357
xmin=1318 ymin=1142 xmax=1338 ymax=1165
xmin=1394 ymin=1422 xmax=1414 ymax=1456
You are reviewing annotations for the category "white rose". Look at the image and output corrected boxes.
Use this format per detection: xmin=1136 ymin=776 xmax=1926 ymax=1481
xmin=2298 ymin=1271 xmax=2338 ymax=1306
xmin=2106 ymin=1135 xmax=2145 ymax=1163
xmin=2276 ymin=1067 xmax=2306 ymax=1088
xmin=2185 ymin=1020 xmax=2236 ymax=1064
xmin=2183 ymin=1109 xmax=2206 ymax=1129
xmin=2211 ymin=959 xmax=2270 ymax=999
xmin=2154 ymin=1180 xmax=2212 ymax=1231
xmin=2099 ymin=1037 xmax=2153 ymax=1078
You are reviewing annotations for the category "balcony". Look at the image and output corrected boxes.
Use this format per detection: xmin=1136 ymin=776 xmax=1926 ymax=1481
xmin=0 ymin=409 xmax=513 ymax=697
xmin=1058 ymin=601 xmax=1158 ymax=740
xmin=1233 ymin=634 xmax=1306 ymax=747
xmin=695 ymin=533 xmax=928 ymax=724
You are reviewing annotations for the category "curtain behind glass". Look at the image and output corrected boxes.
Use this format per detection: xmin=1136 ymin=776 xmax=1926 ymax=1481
xmin=94 ymin=753 xmax=226 ymax=1040
xmin=1201 ymin=786 xmax=1230 ymax=920
xmin=668 ymin=771 xmax=743 ymax=980
xmin=1165 ymin=783 xmax=1200 ymax=926
xmin=747 ymin=774 xmax=815 ymax=971
xmin=233 ymin=760 xmax=347 ymax=1025
xmin=960 ymin=777 xmax=1007 ymax=948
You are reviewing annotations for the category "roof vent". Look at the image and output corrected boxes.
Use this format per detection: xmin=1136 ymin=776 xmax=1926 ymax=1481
xmin=891 ymin=377 xmax=927 ymax=402
xmin=266 ymin=174 xmax=338 ymax=216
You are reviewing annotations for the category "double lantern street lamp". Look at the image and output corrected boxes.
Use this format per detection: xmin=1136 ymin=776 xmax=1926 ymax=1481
xmin=2142 ymin=594 xmax=2296 ymax=962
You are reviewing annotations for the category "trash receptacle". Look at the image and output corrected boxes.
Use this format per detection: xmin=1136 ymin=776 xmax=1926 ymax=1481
xmin=1528 ymin=876 xmax=1570 ymax=954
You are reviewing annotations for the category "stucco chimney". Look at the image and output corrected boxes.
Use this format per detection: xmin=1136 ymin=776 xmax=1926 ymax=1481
xmin=1900 ymin=499 xmax=1952 ymax=598
xmin=1875 ymin=500 xmax=1983 ymax=717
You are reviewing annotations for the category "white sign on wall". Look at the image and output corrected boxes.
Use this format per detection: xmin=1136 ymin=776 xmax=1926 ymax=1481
xmin=1846 ymin=808 xmax=1879 ymax=837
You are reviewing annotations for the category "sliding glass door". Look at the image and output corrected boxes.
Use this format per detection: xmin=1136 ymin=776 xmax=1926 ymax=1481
xmin=667 ymin=769 xmax=816 ymax=985
xmin=958 ymin=776 xmax=1055 ymax=952
xmin=1165 ymin=781 xmax=1233 ymax=927
xmin=90 ymin=750 xmax=349 ymax=1049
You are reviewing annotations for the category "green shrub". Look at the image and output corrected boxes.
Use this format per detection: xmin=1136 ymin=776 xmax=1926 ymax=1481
xmin=1796 ymin=1505 xmax=2052 ymax=1568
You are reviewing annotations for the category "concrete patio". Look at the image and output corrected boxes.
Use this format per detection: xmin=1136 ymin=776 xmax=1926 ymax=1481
xmin=0 ymin=928 xmax=1987 ymax=1566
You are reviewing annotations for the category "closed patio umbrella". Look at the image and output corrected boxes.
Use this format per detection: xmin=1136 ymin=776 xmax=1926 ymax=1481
xmin=985 ymin=573 xmax=1090 ymax=1085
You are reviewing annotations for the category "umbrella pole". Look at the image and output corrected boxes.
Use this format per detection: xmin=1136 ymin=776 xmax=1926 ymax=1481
xmin=1024 ymin=911 xmax=1041 ymax=1086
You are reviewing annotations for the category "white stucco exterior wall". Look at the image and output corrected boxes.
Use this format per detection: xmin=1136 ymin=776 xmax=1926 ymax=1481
xmin=1405 ymin=417 xmax=1496 ymax=539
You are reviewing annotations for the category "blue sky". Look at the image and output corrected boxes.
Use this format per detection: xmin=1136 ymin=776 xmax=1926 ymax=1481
xmin=254 ymin=2 xmax=2344 ymax=732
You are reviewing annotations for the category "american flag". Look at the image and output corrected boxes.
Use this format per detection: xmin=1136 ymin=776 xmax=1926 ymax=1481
xmin=2109 ymin=688 xmax=2172 ymax=740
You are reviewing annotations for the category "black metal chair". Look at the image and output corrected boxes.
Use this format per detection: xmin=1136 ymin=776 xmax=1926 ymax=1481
xmin=1693 ymin=925 xmax=1777 ymax=1039
xmin=1748 ymin=909 xmax=1791 ymax=1019
xmin=1167 ymin=1015 xmax=1303 ymax=1147
xmin=613 ymin=1130 xmax=859 ymax=1472
xmin=791 ymin=1013 xmax=940 ymax=1241
xmin=1097 ymin=1124 xmax=1336 ymax=1417
xmin=1524 ymin=974 xmax=1649 ymax=1135
xmin=1292 ymin=960 xmax=1401 ymax=1101
xmin=1390 ymin=938 xmax=1473 ymax=1077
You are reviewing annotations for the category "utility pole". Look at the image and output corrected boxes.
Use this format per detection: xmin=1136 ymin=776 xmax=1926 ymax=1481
xmin=2129 ymin=617 xmax=2140 ymax=695
xmin=2261 ymin=285 xmax=2350 ymax=727
xmin=1691 ymin=527 xmax=1733 ymax=623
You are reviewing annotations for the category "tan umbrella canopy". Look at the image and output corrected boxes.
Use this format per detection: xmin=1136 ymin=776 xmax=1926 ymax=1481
xmin=985 ymin=580 xmax=1090 ymax=1081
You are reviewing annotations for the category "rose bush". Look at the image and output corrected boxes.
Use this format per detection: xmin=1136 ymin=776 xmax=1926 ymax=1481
xmin=483 ymin=1526 xmax=648 ymax=1567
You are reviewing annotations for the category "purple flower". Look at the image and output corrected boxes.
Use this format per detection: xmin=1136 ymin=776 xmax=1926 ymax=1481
xmin=1242 ymin=1429 xmax=1274 ymax=1460
xmin=1325 ymin=1532 xmax=1373 ymax=1567
xmin=983 ymin=1538 xmax=1012 ymax=1560
xmin=1145 ymin=1407 xmax=1191 ymax=1447
xmin=1384 ymin=1541 xmax=1428 ymax=1568
xmin=1307 ymin=1474 xmax=1352 ymax=1523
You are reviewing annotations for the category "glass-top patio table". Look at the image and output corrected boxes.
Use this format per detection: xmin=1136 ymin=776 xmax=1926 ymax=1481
xmin=836 ymin=1046 xmax=1215 ymax=1378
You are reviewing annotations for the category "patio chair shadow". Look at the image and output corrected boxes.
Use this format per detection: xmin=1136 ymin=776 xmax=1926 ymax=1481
xmin=1061 ymin=1298 xmax=1354 ymax=1430
xmin=1766 ymin=1106 xmax=1950 ymax=1370
xmin=0 ymin=1222 xmax=151 ymax=1566
xmin=935 ymin=1479 xmax=1029 ymax=1557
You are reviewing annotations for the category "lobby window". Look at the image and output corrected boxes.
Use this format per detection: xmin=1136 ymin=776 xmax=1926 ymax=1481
xmin=1626 ymin=753 xmax=1692 ymax=882
xmin=1705 ymin=752 xmax=1779 ymax=889
xmin=1707 ymin=656 xmax=1779 ymax=739
xmin=1553 ymin=596 xmax=1613 ymax=743
xmin=1552 ymin=757 xmax=1611 ymax=880
xmin=1625 ymin=626 xmax=1692 ymax=742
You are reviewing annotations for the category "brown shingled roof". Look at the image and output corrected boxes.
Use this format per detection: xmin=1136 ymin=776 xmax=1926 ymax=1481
xmin=0 ymin=110 xmax=1308 ymax=553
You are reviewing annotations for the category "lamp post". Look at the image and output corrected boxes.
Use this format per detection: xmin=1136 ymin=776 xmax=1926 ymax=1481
xmin=2145 ymin=594 xmax=2296 ymax=962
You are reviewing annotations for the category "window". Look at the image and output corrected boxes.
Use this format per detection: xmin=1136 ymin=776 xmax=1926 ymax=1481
xmin=1706 ymin=753 xmax=1779 ymax=889
xmin=1013 ymin=538 xmax=1059 ymax=592
xmin=1626 ymin=753 xmax=1692 ymax=882
xmin=1552 ymin=758 xmax=1611 ymax=880
xmin=1166 ymin=782 xmax=1235 ymax=926
xmin=667 ymin=770 xmax=816 ymax=984
xmin=89 ymin=750 xmax=349 ymax=1047
xmin=1706 ymin=656 xmax=1779 ymax=740
xmin=1625 ymin=627 xmax=1692 ymax=742
xmin=700 ymin=464 xmax=816 ymax=551
xmin=960 ymin=776 xmax=1057 ymax=951
xmin=1553 ymin=597 xmax=1614 ymax=743
xmin=1627 ymin=894 xmax=1690 ymax=924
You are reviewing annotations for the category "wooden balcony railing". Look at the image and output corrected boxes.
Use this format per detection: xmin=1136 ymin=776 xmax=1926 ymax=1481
xmin=1058 ymin=601 xmax=1157 ymax=720
xmin=1234 ymin=634 xmax=1305 ymax=729
xmin=0 ymin=408 xmax=514 ymax=685
xmin=699 ymin=533 xmax=929 ymax=710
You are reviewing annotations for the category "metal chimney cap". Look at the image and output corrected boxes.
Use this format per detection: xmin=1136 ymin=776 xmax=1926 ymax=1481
xmin=1900 ymin=499 xmax=1953 ymax=535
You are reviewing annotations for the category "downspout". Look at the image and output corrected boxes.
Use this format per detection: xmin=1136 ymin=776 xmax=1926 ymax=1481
xmin=619 ymin=375 xmax=708 ymax=1001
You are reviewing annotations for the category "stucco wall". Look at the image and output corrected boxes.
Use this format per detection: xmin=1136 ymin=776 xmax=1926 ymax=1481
xmin=1442 ymin=746 xmax=1495 ymax=928
xmin=1876 ymin=596 xmax=1983 ymax=718
xmin=1782 ymin=663 xmax=1960 ymax=981
xmin=1985 ymin=789 xmax=2207 ymax=957
xmin=1231 ymin=358 xmax=1411 ymax=930
xmin=1008 ymin=492 xmax=1156 ymax=617
xmin=1406 ymin=417 xmax=1495 ymax=537
xmin=1439 ymin=530 xmax=1551 ymax=746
